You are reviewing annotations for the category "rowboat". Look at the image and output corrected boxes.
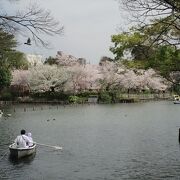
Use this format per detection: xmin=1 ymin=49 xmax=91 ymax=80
xmin=9 ymin=143 xmax=36 ymax=159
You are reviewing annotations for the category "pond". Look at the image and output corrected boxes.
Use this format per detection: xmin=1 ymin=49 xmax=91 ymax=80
xmin=0 ymin=101 xmax=180 ymax=179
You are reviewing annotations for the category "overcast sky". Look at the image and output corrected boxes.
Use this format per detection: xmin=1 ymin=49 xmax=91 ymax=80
xmin=3 ymin=0 xmax=128 ymax=64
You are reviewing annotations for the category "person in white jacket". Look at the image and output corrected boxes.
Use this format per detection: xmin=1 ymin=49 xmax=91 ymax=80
xmin=26 ymin=132 xmax=33 ymax=147
xmin=14 ymin=129 xmax=30 ymax=148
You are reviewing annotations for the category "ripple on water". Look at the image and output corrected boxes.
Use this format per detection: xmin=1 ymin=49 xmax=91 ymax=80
xmin=0 ymin=102 xmax=180 ymax=179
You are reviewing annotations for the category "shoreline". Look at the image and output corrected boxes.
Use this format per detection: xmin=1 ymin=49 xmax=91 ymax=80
xmin=0 ymin=93 xmax=173 ymax=105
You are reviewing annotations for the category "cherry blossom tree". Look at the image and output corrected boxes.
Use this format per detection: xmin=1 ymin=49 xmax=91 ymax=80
xmin=11 ymin=70 xmax=30 ymax=86
xmin=142 ymin=69 xmax=169 ymax=91
xmin=83 ymin=64 xmax=102 ymax=91
xmin=99 ymin=61 xmax=120 ymax=91
xmin=98 ymin=60 xmax=169 ymax=92
xmin=65 ymin=65 xmax=87 ymax=93
xmin=10 ymin=56 xmax=170 ymax=94
xmin=28 ymin=64 xmax=70 ymax=92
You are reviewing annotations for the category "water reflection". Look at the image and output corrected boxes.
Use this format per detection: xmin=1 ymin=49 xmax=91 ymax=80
xmin=9 ymin=152 xmax=36 ymax=165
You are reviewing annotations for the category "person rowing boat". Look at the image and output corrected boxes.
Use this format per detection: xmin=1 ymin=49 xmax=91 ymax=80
xmin=14 ymin=129 xmax=31 ymax=148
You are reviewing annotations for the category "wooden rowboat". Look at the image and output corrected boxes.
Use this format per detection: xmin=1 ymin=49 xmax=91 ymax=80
xmin=9 ymin=143 xmax=36 ymax=159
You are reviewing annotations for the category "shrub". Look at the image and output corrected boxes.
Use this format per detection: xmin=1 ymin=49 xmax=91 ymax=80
xmin=0 ymin=90 xmax=13 ymax=100
xmin=98 ymin=91 xmax=112 ymax=103
xmin=31 ymin=91 xmax=69 ymax=101
xmin=68 ymin=95 xmax=86 ymax=104
xmin=173 ymin=85 xmax=180 ymax=94
xmin=0 ymin=66 xmax=11 ymax=90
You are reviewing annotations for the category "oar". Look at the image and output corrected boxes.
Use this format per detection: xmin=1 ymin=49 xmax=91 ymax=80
xmin=35 ymin=142 xmax=62 ymax=150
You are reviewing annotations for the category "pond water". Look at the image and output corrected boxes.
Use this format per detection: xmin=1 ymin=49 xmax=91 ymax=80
xmin=0 ymin=101 xmax=180 ymax=179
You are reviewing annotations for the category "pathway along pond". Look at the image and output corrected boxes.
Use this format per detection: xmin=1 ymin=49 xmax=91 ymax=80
xmin=0 ymin=101 xmax=180 ymax=179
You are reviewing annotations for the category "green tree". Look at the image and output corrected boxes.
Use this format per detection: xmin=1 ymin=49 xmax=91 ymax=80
xmin=0 ymin=29 xmax=17 ymax=51
xmin=114 ymin=0 xmax=180 ymax=92
xmin=110 ymin=18 xmax=180 ymax=61
xmin=110 ymin=31 xmax=151 ymax=61
xmin=147 ymin=46 xmax=180 ymax=83
xmin=0 ymin=29 xmax=28 ymax=70
xmin=0 ymin=66 xmax=11 ymax=90
xmin=4 ymin=51 xmax=29 ymax=70
xmin=110 ymin=25 xmax=180 ymax=89
xmin=0 ymin=29 xmax=29 ymax=90
xmin=119 ymin=0 xmax=180 ymax=46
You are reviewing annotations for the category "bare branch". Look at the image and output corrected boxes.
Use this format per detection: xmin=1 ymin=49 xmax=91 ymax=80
xmin=118 ymin=0 xmax=180 ymax=46
xmin=0 ymin=3 xmax=64 ymax=46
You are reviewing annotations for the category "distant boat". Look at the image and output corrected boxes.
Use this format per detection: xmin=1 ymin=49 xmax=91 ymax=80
xmin=9 ymin=143 xmax=36 ymax=159
xmin=0 ymin=110 xmax=3 ymax=118
xmin=174 ymin=101 xmax=180 ymax=104
xmin=173 ymin=95 xmax=180 ymax=104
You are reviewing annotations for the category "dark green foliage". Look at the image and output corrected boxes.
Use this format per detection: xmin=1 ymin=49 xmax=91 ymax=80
xmin=110 ymin=21 xmax=180 ymax=88
xmin=110 ymin=31 xmax=148 ymax=61
xmin=31 ymin=91 xmax=69 ymax=101
xmin=0 ymin=29 xmax=28 ymax=70
xmin=0 ymin=51 xmax=29 ymax=70
xmin=0 ymin=66 xmax=12 ymax=90
xmin=0 ymin=89 xmax=13 ymax=100
xmin=0 ymin=29 xmax=29 ymax=90
xmin=77 ymin=91 xmax=98 ymax=98
xmin=122 ymin=60 xmax=147 ymax=69
xmin=123 ymin=45 xmax=180 ymax=76
xmin=0 ymin=29 xmax=17 ymax=52
xmin=99 ymin=56 xmax=114 ymax=65
xmin=68 ymin=96 xmax=86 ymax=104
xmin=173 ymin=84 xmax=180 ymax=94
xmin=98 ymin=91 xmax=112 ymax=103
xmin=110 ymin=17 xmax=180 ymax=61
xmin=44 ymin=56 xmax=58 ymax=65
xmin=147 ymin=46 xmax=180 ymax=78
xmin=131 ymin=45 xmax=152 ymax=61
